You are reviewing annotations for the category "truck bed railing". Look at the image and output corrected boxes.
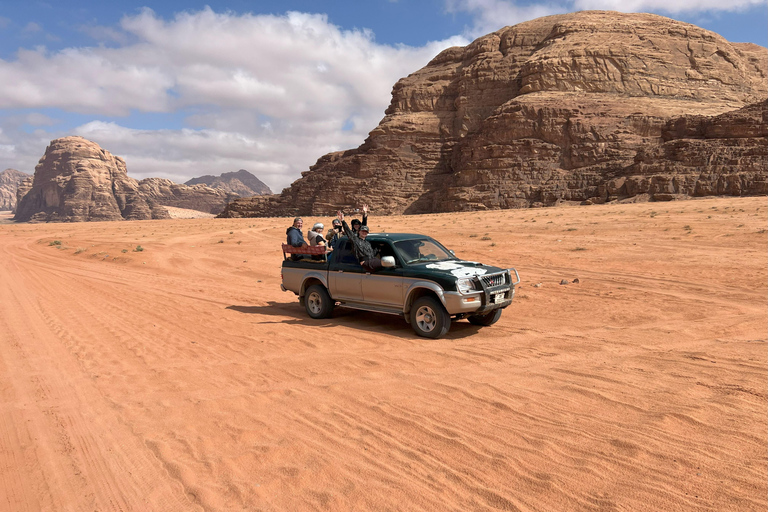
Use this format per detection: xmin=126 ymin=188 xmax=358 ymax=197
xmin=281 ymin=243 xmax=329 ymax=261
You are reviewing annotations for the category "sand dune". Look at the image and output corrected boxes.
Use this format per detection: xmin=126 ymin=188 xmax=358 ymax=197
xmin=0 ymin=197 xmax=765 ymax=511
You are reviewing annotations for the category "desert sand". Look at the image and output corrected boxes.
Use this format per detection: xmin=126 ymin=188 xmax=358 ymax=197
xmin=0 ymin=197 xmax=766 ymax=511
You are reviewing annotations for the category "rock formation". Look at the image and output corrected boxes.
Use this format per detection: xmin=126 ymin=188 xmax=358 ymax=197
xmin=185 ymin=169 xmax=272 ymax=197
xmin=218 ymin=11 xmax=767 ymax=218
xmin=14 ymin=136 xmax=234 ymax=222
xmin=0 ymin=169 xmax=31 ymax=212
xmin=139 ymin=178 xmax=237 ymax=214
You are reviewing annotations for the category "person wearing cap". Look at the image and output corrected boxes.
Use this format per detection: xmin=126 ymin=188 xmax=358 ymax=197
xmin=337 ymin=210 xmax=381 ymax=272
xmin=307 ymin=222 xmax=327 ymax=246
xmin=350 ymin=204 xmax=369 ymax=235
xmin=286 ymin=217 xmax=309 ymax=261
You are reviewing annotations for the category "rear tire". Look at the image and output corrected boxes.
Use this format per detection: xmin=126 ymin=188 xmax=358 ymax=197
xmin=468 ymin=308 xmax=502 ymax=326
xmin=304 ymin=284 xmax=334 ymax=319
xmin=410 ymin=296 xmax=450 ymax=339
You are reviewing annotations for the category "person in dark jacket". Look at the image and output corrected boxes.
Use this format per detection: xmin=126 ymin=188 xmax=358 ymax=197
xmin=286 ymin=217 xmax=308 ymax=260
xmin=337 ymin=210 xmax=381 ymax=272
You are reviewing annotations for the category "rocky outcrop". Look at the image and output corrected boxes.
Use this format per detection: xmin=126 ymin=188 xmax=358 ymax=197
xmin=14 ymin=136 xmax=234 ymax=222
xmin=0 ymin=169 xmax=31 ymax=212
xmin=218 ymin=11 xmax=767 ymax=217
xmin=139 ymin=178 xmax=237 ymax=214
xmin=185 ymin=169 xmax=272 ymax=197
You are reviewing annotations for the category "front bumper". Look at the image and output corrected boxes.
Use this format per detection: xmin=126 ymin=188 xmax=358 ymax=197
xmin=443 ymin=268 xmax=519 ymax=316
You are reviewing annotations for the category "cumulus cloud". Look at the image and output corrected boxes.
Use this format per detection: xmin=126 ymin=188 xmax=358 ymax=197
xmin=445 ymin=0 xmax=564 ymax=37
xmin=445 ymin=0 xmax=768 ymax=37
xmin=572 ymin=0 xmax=766 ymax=13
xmin=0 ymin=8 xmax=466 ymax=191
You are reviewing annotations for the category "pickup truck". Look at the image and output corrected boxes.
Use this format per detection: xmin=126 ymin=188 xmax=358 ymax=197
xmin=280 ymin=233 xmax=520 ymax=338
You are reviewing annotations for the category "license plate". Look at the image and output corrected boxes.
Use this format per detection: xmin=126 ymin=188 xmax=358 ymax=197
xmin=493 ymin=293 xmax=504 ymax=304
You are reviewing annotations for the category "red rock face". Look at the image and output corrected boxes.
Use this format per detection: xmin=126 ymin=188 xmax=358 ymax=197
xmin=219 ymin=11 xmax=767 ymax=218
xmin=14 ymin=136 xmax=234 ymax=222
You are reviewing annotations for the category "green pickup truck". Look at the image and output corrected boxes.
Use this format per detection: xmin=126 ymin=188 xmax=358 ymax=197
xmin=280 ymin=233 xmax=520 ymax=338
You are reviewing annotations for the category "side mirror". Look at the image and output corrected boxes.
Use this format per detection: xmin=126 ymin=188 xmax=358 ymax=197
xmin=381 ymin=256 xmax=396 ymax=268
xmin=449 ymin=250 xmax=455 ymax=256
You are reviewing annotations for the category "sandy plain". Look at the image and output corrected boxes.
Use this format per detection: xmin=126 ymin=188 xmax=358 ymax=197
xmin=0 ymin=196 xmax=766 ymax=512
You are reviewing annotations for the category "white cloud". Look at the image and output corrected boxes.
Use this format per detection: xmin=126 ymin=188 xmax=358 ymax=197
xmin=572 ymin=0 xmax=766 ymax=13
xmin=0 ymin=8 xmax=465 ymax=192
xmin=445 ymin=0 xmax=768 ymax=38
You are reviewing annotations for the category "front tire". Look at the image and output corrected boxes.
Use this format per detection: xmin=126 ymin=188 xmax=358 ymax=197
xmin=468 ymin=308 xmax=502 ymax=326
xmin=410 ymin=296 xmax=450 ymax=338
xmin=304 ymin=284 xmax=334 ymax=319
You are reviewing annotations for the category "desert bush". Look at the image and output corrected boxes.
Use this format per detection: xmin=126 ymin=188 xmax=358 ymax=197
xmin=49 ymin=240 xmax=62 ymax=246
xmin=134 ymin=245 xmax=144 ymax=252
xmin=480 ymin=236 xmax=492 ymax=241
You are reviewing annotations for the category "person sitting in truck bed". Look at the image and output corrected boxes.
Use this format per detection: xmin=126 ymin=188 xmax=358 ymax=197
xmin=326 ymin=219 xmax=343 ymax=250
xmin=337 ymin=210 xmax=381 ymax=272
xmin=286 ymin=217 xmax=309 ymax=260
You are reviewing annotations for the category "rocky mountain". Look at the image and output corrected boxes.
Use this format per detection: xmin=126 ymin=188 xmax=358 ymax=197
xmin=218 ymin=11 xmax=767 ymax=218
xmin=185 ymin=169 xmax=272 ymax=197
xmin=0 ymin=169 xmax=31 ymax=212
xmin=14 ymin=136 xmax=235 ymax=222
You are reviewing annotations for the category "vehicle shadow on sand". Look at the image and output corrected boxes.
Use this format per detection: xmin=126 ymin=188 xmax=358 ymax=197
xmin=226 ymin=302 xmax=485 ymax=340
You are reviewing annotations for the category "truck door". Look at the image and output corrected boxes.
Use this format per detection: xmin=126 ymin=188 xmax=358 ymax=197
xmin=327 ymin=241 xmax=363 ymax=300
xmin=361 ymin=241 xmax=404 ymax=307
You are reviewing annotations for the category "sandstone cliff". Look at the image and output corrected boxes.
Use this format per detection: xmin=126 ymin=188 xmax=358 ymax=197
xmin=14 ymin=137 xmax=234 ymax=222
xmin=218 ymin=11 xmax=767 ymax=218
xmin=0 ymin=169 xmax=31 ymax=212
xmin=185 ymin=169 xmax=272 ymax=197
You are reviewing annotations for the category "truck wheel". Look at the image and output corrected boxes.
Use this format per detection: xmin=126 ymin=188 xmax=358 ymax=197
xmin=468 ymin=308 xmax=502 ymax=326
xmin=410 ymin=296 xmax=450 ymax=339
xmin=304 ymin=284 xmax=334 ymax=319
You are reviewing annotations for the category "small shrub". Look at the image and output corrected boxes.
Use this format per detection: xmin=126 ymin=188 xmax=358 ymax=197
xmin=134 ymin=245 xmax=144 ymax=252
xmin=229 ymin=231 xmax=234 ymax=234
xmin=218 ymin=239 xmax=224 ymax=243
xmin=74 ymin=247 xmax=86 ymax=254
xmin=683 ymin=225 xmax=692 ymax=231
xmin=566 ymin=228 xmax=577 ymax=231
xmin=121 ymin=249 xmax=128 ymax=253
xmin=49 ymin=240 xmax=62 ymax=246
xmin=469 ymin=234 xmax=478 ymax=238
xmin=490 ymin=242 xmax=496 ymax=247
xmin=480 ymin=236 xmax=492 ymax=241
xmin=572 ymin=247 xmax=587 ymax=251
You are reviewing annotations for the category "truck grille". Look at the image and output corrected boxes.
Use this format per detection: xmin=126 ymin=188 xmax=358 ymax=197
xmin=481 ymin=272 xmax=506 ymax=288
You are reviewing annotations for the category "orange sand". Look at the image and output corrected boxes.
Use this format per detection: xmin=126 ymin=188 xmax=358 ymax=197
xmin=1 ymin=197 xmax=766 ymax=511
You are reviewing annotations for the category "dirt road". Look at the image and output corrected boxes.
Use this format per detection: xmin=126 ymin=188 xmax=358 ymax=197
xmin=1 ymin=197 xmax=765 ymax=511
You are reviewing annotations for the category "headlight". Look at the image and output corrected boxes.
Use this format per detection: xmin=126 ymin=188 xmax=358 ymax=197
xmin=456 ymin=277 xmax=477 ymax=294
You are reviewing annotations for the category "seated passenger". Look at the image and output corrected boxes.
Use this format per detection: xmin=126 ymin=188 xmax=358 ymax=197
xmin=326 ymin=219 xmax=343 ymax=250
xmin=337 ymin=210 xmax=381 ymax=272
xmin=307 ymin=222 xmax=327 ymax=246
xmin=286 ymin=217 xmax=309 ymax=260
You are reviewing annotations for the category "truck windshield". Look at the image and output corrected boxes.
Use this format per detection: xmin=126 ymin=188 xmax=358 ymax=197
xmin=394 ymin=238 xmax=455 ymax=265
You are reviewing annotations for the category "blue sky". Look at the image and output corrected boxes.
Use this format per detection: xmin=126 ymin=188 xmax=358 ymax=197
xmin=1 ymin=0 xmax=766 ymax=191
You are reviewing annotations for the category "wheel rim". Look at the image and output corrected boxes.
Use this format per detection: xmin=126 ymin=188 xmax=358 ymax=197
xmin=307 ymin=291 xmax=322 ymax=315
xmin=415 ymin=305 xmax=437 ymax=332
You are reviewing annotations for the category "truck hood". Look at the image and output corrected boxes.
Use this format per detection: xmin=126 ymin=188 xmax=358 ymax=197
xmin=409 ymin=260 xmax=504 ymax=278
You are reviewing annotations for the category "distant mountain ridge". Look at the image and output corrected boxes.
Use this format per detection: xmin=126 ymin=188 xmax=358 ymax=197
xmin=14 ymin=136 xmax=237 ymax=222
xmin=0 ymin=169 xmax=31 ymax=212
xmin=185 ymin=169 xmax=272 ymax=197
